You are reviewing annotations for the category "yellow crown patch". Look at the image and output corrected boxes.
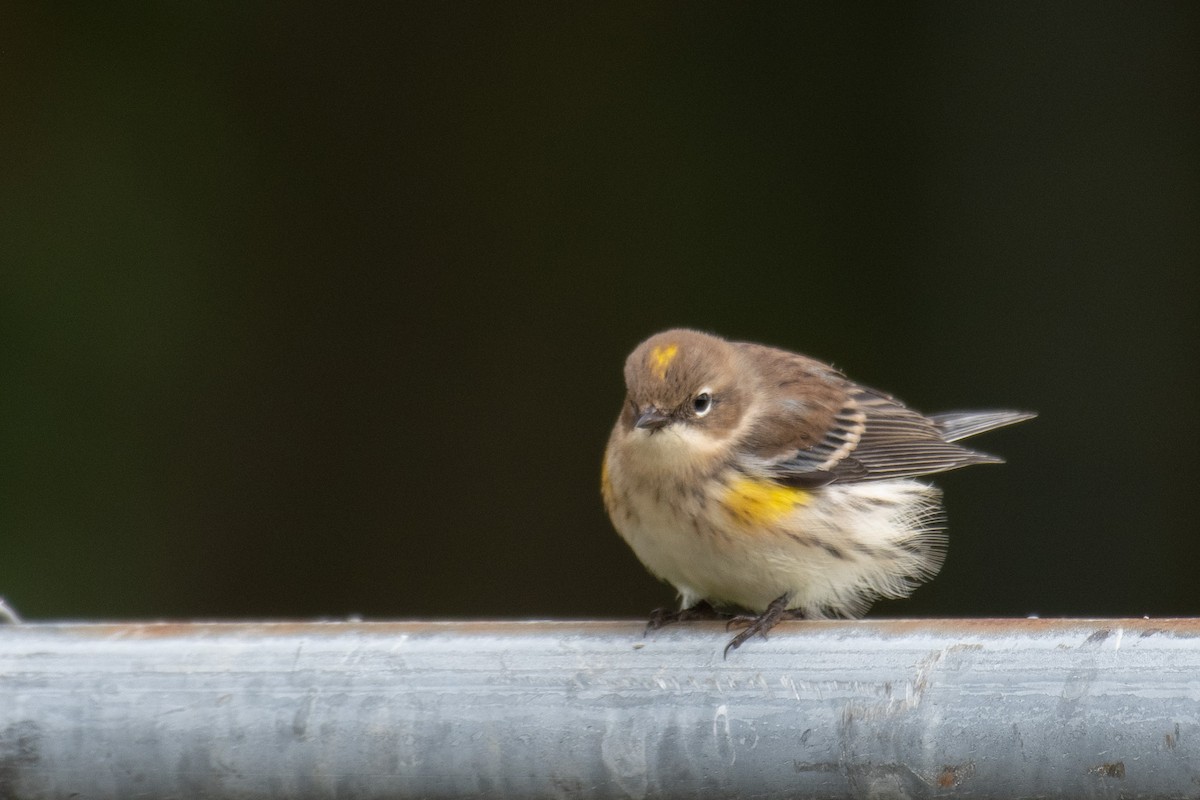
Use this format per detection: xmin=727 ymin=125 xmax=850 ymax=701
xmin=649 ymin=344 xmax=679 ymax=380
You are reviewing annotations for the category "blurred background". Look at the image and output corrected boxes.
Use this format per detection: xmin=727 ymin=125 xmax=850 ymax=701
xmin=2 ymin=4 xmax=1197 ymax=621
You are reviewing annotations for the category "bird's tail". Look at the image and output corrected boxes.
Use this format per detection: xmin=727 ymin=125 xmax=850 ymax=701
xmin=930 ymin=410 xmax=1037 ymax=443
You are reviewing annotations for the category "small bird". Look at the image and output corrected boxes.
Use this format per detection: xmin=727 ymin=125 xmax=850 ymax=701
xmin=601 ymin=329 xmax=1034 ymax=655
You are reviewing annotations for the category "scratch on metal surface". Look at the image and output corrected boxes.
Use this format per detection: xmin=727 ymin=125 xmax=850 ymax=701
xmin=1061 ymin=628 xmax=1120 ymax=706
xmin=712 ymin=703 xmax=735 ymax=765
xmin=292 ymin=691 xmax=316 ymax=741
xmin=600 ymin=709 xmax=648 ymax=800
xmin=843 ymin=643 xmax=981 ymax=724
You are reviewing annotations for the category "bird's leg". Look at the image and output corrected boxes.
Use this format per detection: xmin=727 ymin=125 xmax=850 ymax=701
xmin=723 ymin=593 xmax=802 ymax=657
xmin=645 ymin=599 xmax=726 ymax=633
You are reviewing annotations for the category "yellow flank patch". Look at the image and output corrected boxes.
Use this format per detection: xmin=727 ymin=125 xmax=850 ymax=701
xmin=649 ymin=344 xmax=679 ymax=380
xmin=600 ymin=458 xmax=611 ymax=497
xmin=721 ymin=475 xmax=810 ymax=527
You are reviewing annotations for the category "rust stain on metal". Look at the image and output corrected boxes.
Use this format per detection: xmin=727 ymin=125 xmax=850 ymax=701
xmin=1090 ymin=762 xmax=1126 ymax=779
xmin=936 ymin=762 xmax=975 ymax=788
xmin=1165 ymin=723 xmax=1181 ymax=750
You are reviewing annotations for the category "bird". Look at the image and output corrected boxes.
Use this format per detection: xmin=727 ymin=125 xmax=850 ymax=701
xmin=601 ymin=328 xmax=1035 ymax=655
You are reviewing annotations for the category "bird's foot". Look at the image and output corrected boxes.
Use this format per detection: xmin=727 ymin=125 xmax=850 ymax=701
xmin=645 ymin=600 xmax=726 ymax=634
xmin=723 ymin=593 xmax=802 ymax=657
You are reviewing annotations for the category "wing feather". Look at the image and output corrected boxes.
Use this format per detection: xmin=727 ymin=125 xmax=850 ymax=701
xmin=729 ymin=351 xmax=1025 ymax=484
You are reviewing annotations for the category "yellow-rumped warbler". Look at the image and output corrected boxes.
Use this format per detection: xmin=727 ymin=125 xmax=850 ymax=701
xmin=602 ymin=329 xmax=1034 ymax=654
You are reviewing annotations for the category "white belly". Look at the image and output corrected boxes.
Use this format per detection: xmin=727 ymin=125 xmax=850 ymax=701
xmin=605 ymin=438 xmax=945 ymax=616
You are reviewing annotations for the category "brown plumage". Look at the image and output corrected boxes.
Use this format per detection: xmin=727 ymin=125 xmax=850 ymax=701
xmin=603 ymin=328 xmax=1035 ymax=654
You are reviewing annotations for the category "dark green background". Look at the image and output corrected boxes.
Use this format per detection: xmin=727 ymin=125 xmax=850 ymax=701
xmin=3 ymin=5 xmax=1197 ymax=621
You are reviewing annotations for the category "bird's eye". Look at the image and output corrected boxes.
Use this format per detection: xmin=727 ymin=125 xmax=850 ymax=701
xmin=692 ymin=391 xmax=713 ymax=417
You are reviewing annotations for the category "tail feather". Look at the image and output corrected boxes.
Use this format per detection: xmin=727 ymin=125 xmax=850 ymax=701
xmin=930 ymin=410 xmax=1037 ymax=443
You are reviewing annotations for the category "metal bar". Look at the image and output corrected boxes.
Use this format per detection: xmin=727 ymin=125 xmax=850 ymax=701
xmin=1 ymin=619 xmax=1197 ymax=799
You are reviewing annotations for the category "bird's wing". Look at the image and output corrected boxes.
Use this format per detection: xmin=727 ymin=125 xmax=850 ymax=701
xmin=817 ymin=388 xmax=1005 ymax=482
xmin=732 ymin=344 xmax=1008 ymax=485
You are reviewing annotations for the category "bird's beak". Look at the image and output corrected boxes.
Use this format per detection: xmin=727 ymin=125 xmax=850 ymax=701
xmin=635 ymin=407 xmax=672 ymax=431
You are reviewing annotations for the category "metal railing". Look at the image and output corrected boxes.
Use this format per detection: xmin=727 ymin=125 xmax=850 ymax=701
xmin=1 ymin=618 xmax=1197 ymax=798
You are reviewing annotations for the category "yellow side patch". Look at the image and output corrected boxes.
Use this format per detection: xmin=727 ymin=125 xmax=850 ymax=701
xmin=721 ymin=475 xmax=810 ymax=527
xmin=649 ymin=344 xmax=679 ymax=380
